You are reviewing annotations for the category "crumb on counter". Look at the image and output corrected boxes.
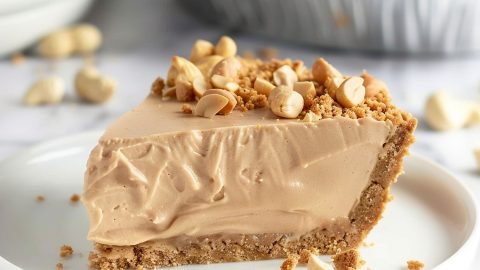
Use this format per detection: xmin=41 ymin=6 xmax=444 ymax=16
xmin=56 ymin=262 xmax=64 ymax=270
xmin=60 ymin=245 xmax=74 ymax=258
xmin=181 ymin=104 xmax=193 ymax=114
xmin=280 ymin=255 xmax=299 ymax=270
xmin=70 ymin=194 xmax=80 ymax=203
xmin=407 ymin=260 xmax=424 ymax=270
xmin=36 ymin=195 xmax=45 ymax=202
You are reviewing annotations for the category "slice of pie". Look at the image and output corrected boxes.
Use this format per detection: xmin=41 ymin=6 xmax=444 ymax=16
xmin=83 ymin=36 xmax=416 ymax=270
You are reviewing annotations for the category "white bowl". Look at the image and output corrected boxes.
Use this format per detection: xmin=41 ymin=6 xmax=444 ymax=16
xmin=0 ymin=0 xmax=93 ymax=57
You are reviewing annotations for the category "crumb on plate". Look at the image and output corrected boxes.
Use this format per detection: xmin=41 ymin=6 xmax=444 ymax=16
xmin=281 ymin=254 xmax=299 ymax=270
xmin=36 ymin=195 xmax=45 ymax=202
xmin=56 ymin=262 xmax=64 ymax=270
xmin=407 ymin=260 xmax=424 ymax=270
xmin=60 ymin=245 xmax=74 ymax=258
xmin=70 ymin=194 xmax=80 ymax=203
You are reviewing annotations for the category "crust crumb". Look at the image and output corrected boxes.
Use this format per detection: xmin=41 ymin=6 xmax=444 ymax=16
xmin=281 ymin=255 xmax=299 ymax=270
xmin=332 ymin=249 xmax=362 ymax=270
xmin=70 ymin=194 xmax=80 ymax=203
xmin=181 ymin=104 xmax=193 ymax=114
xmin=298 ymin=248 xmax=319 ymax=264
xmin=407 ymin=260 xmax=424 ymax=270
xmin=151 ymin=77 xmax=165 ymax=96
xmin=36 ymin=195 xmax=45 ymax=202
xmin=56 ymin=262 xmax=64 ymax=270
xmin=60 ymin=245 xmax=74 ymax=258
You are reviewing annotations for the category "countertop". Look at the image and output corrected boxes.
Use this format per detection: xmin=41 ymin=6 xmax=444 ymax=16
xmin=0 ymin=0 xmax=479 ymax=268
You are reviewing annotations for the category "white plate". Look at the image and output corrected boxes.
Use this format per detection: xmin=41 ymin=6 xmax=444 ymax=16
xmin=0 ymin=132 xmax=478 ymax=270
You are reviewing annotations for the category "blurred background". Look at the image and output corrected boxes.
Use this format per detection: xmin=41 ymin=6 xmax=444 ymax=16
xmin=0 ymin=0 xmax=479 ymax=183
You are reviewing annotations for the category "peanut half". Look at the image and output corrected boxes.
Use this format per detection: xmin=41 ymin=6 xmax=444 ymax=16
xmin=424 ymin=91 xmax=480 ymax=131
xmin=171 ymin=56 xmax=206 ymax=101
xmin=215 ymin=36 xmax=237 ymax=57
xmin=335 ymin=76 xmax=365 ymax=108
xmin=293 ymin=81 xmax=316 ymax=99
xmin=211 ymin=74 xmax=239 ymax=92
xmin=211 ymin=57 xmax=241 ymax=78
xmin=23 ymin=76 xmax=65 ymax=105
xmin=312 ymin=58 xmax=342 ymax=85
xmin=324 ymin=76 xmax=345 ymax=98
xmin=273 ymin=65 xmax=298 ymax=88
xmin=193 ymin=55 xmax=224 ymax=79
xmin=75 ymin=66 xmax=116 ymax=103
xmin=190 ymin=39 xmax=215 ymax=62
xmin=203 ymin=89 xmax=237 ymax=115
xmin=194 ymin=94 xmax=229 ymax=118
xmin=268 ymin=85 xmax=304 ymax=118
xmin=254 ymin=78 xmax=275 ymax=96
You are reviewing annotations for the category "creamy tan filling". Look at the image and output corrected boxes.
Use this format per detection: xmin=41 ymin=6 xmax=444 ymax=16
xmin=83 ymin=98 xmax=392 ymax=246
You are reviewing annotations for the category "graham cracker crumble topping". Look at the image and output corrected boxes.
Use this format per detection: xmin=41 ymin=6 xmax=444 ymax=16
xmin=280 ymin=255 xmax=299 ymax=270
xmin=60 ymin=245 xmax=74 ymax=258
xmin=56 ymin=262 xmax=64 ymax=270
xmin=36 ymin=195 xmax=45 ymax=202
xmin=153 ymin=36 xmax=412 ymax=125
xmin=407 ymin=260 xmax=424 ymax=270
xmin=70 ymin=194 xmax=80 ymax=203
xmin=181 ymin=104 xmax=193 ymax=114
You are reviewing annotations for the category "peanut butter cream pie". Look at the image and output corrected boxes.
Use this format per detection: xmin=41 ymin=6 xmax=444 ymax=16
xmin=84 ymin=36 xmax=417 ymax=270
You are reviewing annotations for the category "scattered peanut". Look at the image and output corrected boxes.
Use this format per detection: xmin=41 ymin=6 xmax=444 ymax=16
xmin=175 ymin=74 xmax=195 ymax=102
xmin=324 ymin=76 xmax=345 ymax=98
xmin=307 ymin=254 xmax=334 ymax=270
xmin=70 ymin=24 xmax=102 ymax=54
xmin=172 ymin=56 xmax=205 ymax=101
xmin=268 ymin=85 xmax=304 ymax=118
xmin=254 ymin=78 xmax=276 ymax=96
xmin=23 ymin=76 xmax=65 ymax=106
xmin=211 ymin=57 xmax=241 ymax=78
xmin=192 ymin=76 xmax=207 ymax=97
xmin=151 ymin=77 xmax=165 ymax=96
xmin=190 ymin=39 xmax=215 ymax=62
xmin=38 ymin=30 xmax=74 ymax=59
xmin=38 ymin=24 xmax=102 ymax=58
xmin=425 ymin=91 xmax=480 ymax=131
xmin=166 ymin=66 xmax=178 ymax=87
xmin=312 ymin=58 xmax=342 ymax=84
xmin=194 ymin=94 xmax=229 ymax=118
xmin=215 ymin=36 xmax=237 ymax=57
xmin=362 ymin=70 xmax=388 ymax=97
xmin=203 ymin=89 xmax=237 ymax=115
xmin=75 ymin=66 xmax=116 ymax=103
xmin=211 ymin=74 xmax=239 ymax=92
xmin=273 ymin=65 xmax=298 ymax=88
xmin=336 ymin=76 xmax=365 ymax=108
xmin=193 ymin=55 xmax=224 ymax=78
xmin=293 ymin=81 xmax=316 ymax=99
xmin=302 ymin=111 xmax=320 ymax=122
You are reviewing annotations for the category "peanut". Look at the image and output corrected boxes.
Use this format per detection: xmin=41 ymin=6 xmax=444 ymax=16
xmin=312 ymin=58 xmax=342 ymax=84
xmin=194 ymin=94 xmax=229 ymax=118
xmin=211 ymin=57 xmax=241 ymax=78
xmin=190 ymin=39 xmax=215 ymax=62
xmin=335 ymin=76 xmax=365 ymax=108
xmin=254 ymin=78 xmax=275 ymax=96
xmin=70 ymin=24 xmax=102 ymax=54
xmin=293 ymin=81 xmax=316 ymax=99
xmin=211 ymin=74 xmax=239 ymax=92
xmin=273 ymin=65 xmax=298 ymax=88
xmin=268 ymin=85 xmax=304 ymax=118
xmin=362 ymin=70 xmax=388 ymax=97
xmin=215 ymin=36 xmax=237 ymax=57
xmin=203 ymin=89 xmax=237 ymax=115
xmin=23 ymin=76 xmax=65 ymax=105
xmin=75 ymin=66 xmax=116 ymax=103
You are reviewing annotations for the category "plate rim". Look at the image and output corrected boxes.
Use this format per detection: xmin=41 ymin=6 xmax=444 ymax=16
xmin=0 ymin=131 xmax=478 ymax=270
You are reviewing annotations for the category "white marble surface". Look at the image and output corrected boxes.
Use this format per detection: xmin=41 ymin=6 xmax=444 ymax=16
xmin=0 ymin=0 xmax=480 ymax=267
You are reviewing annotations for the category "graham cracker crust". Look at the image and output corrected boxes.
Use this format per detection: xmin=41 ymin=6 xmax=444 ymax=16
xmin=88 ymin=118 xmax=417 ymax=270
